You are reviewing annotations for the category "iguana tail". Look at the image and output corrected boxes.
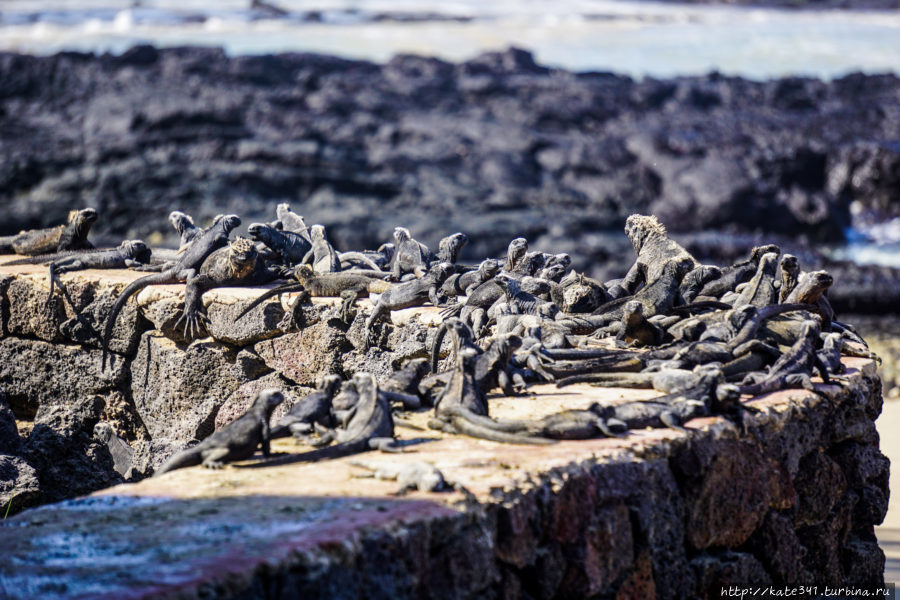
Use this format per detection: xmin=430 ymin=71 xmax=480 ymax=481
xmin=102 ymin=272 xmax=178 ymax=370
xmin=430 ymin=320 xmax=451 ymax=373
xmin=555 ymin=373 xmax=650 ymax=389
xmin=154 ymin=447 xmax=203 ymax=475
xmin=235 ymin=281 xmax=306 ymax=321
xmin=339 ymin=252 xmax=383 ymax=272
xmin=446 ymin=413 xmax=555 ymax=445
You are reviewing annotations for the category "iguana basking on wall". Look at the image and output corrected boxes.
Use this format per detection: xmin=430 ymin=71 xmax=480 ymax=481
xmin=618 ymin=214 xmax=699 ymax=295
xmin=237 ymin=264 xmax=391 ymax=324
xmin=155 ymin=388 xmax=285 ymax=474
xmin=100 ymin=214 xmax=241 ymax=368
xmin=176 ymin=237 xmax=285 ymax=338
xmin=0 ymin=208 xmax=98 ymax=256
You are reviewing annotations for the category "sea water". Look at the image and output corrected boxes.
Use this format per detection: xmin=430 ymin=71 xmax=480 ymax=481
xmin=0 ymin=0 xmax=898 ymax=80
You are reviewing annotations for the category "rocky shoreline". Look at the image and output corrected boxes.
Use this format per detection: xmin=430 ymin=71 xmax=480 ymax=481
xmin=1 ymin=46 xmax=898 ymax=310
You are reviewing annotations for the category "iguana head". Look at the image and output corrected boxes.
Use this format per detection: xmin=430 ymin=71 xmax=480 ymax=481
xmin=540 ymin=263 xmax=567 ymax=282
xmin=227 ymin=237 xmax=258 ymax=277
xmin=310 ymin=224 xmax=327 ymax=242
xmin=121 ymin=240 xmax=151 ymax=262
xmin=505 ymin=238 xmax=528 ymax=270
xmin=479 ymin=258 xmax=500 ymax=278
xmin=793 ymin=270 xmax=833 ymax=303
xmin=779 ymin=254 xmax=799 ymax=276
xmin=247 ymin=222 xmax=276 ymax=244
xmin=624 ymin=214 xmax=665 ymax=252
xmin=293 ymin=264 xmax=316 ymax=283
xmin=749 ymin=244 xmax=781 ymax=262
xmin=168 ymin=211 xmax=195 ymax=234
xmin=623 ymin=300 xmax=644 ymax=324
xmin=665 ymin=256 xmax=695 ymax=282
xmin=393 ymin=227 xmax=411 ymax=244
xmin=439 ymin=232 xmax=468 ymax=263
xmin=68 ymin=208 xmax=98 ymax=226
xmin=219 ymin=214 xmax=242 ymax=233
xmin=255 ymin=388 xmax=286 ymax=413
xmin=318 ymin=374 xmax=343 ymax=396
xmin=494 ymin=273 xmax=521 ymax=298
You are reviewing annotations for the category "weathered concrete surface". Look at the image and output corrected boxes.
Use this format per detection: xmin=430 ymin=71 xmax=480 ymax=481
xmin=0 ymin=359 xmax=889 ymax=599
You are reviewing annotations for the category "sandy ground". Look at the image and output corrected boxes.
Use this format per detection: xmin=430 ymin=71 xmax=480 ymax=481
xmin=876 ymin=399 xmax=900 ymax=582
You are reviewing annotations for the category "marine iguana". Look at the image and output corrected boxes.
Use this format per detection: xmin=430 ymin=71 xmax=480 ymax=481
xmin=302 ymin=224 xmax=341 ymax=273
xmin=276 ymin=203 xmax=311 ymax=241
xmin=437 ymin=232 xmax=469 ymax=265
xmin=591 ymin=367 xmax=731 ymax=431
xmin=680 ymin=265 xmax=723 ymax=304
xmin=0 ymin=208 xmax=98 ymax=256
xmin=270 ymin=375 xmax=342 ymax=439
xmin=785 ymin=270 xmax=834 ymax=319
xmin=696 ymin=244 xmax=781 ymax=299
xmin=169 ymin=210 xmax=202 ymax=249
xmin=155 ymin=388 xmax=285 ymax=474
xmin=727 ymin=252 xmax=779 ymax=308
xmin=593 ymin=300 xmax=667 ymax=347
xmin=45 ymin=240 xmax=152 ymax=309
xmin=440 ymin=258 xmax=499 ymax=298
xmin=739 ymin=320 xmax=830 ymax=396
xmin=303 ymin=372 xmax=401 ymax=458
xmin=379 ymin=358 xmax=430 ymax=410
xmin=428 ymin=347 xmax=552 ymax=445
xmin=554 ymin=257 xmax=693 ymax=335
xmin=175 ymin=237 xmax=285 ymax=339
xmin=391 ymin=227 xmax=432 ymax=280
xmin=236 ymin=264 xmax=392 ymax=324
xmin=521 ymin=406 xmax=627 ymax=439
xmin=490 ymin=274 xmax=559 ymax=321
xmin=364 ymin=262 xmax=455 ymax=346
xmin=100 ymin=214 xmax=241 ymax=368
xmin=349 ymin=461 xmax=456 ymax=495
xmin=559 ymin=272 xmax=609 ymax=313
xmin=778 ymin=254 xmax=800 ymax=303
xmin=619 ymin=214 xmax=700 ymax=295
xmin=247 ymin=222 xmax=312 ymax=266
xmin=504 ymin=237 xmax=529 ymax=272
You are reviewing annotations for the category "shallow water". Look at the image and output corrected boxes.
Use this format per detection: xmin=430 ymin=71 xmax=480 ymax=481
xmin=1 ymin=0 xmax=899 ymax=79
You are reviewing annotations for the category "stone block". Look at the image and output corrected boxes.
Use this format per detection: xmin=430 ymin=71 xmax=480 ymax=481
xmin=0 ymin=454 xmax=41 ymax=517
xmin=673 ymin=439 xmax=795 ymax=550
xmin=0 ymin=337 xmax=127 ymax=420
xmin=205 ymin=295 xmax=284 ymax=346
xmin=6 ymin=275 xmax=67 ymax=342
xmin=130 ymin=332 xmax=270 ymax=443
xmin=214 ymin=372 xmax=302 ymax=431
xmin=59 ymin=284 xmax=148 ymax=356
xmin=254 ymin=320 xmax=350 ymax=386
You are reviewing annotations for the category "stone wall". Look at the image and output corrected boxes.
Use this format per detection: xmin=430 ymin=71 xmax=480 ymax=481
xmin=0 ymin=258 xmax=439 ymax=510
xmin=0 ymin=258 xmax=890 ymax=598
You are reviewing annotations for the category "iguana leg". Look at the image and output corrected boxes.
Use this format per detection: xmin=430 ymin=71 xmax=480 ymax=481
xmin=659 ymin=412 xmax=688 ymax=432
xmin=46 ymin=262 xmax=81 ymax=311
xmin=595 ymin=417 xmax=627 ymax=437
xmin=200 ymin=447 xmax=230 ymax=469
xmin=339 ymin=289 xmax=359 ymax=324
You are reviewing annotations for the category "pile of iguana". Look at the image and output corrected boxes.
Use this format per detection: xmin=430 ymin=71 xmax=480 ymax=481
xmin=3 ymin=205 xmax=874 ymax=485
